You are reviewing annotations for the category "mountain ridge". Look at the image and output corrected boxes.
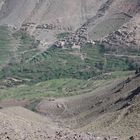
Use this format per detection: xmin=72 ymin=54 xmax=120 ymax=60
xmin=0 ymin=0 xmax=139 ymax=46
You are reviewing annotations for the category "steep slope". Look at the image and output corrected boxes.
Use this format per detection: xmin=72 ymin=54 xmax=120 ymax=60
xmin=102 ymin=13 xmax=140 ymax=54
xmin=63 ymin=0 xmax=140 ymax=48
xmin=0 ymin=26 xmax=19 ymax=71
xmin=0 ymin=0 xmax=103 ymax=43
xmin=88 ymin=0 xmax=140 ymax=40
xmin=0 ymin=0 xmax=104 ymax=29
xmin=0 ymin=0 xmax=38 ymax=27
xmin=0 ymin=0 xmax=139 ymax=45
xmin=36 ymin=74 xmax=140 ymax=139
xmin=0 ymin=106 xmax=117 ymax=140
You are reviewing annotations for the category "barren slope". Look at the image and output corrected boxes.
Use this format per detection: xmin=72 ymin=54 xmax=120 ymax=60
xmin=0 ymin=106 xmax=117 ymax=140
xmin=0 ymin=0 xmax=103 ymax=43
xmin=102 ymin=13 xmax=140 ymax=54
xmin=0 ymin=0 xmax=139 ymax=45
xmin=88 ymin=0 xmax=140 ymax=40
xmin=37 ymin=74 xmax=140 ymax=139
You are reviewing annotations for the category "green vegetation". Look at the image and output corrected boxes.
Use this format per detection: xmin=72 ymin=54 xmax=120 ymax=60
xmin=125 ymin=49 xmax=140 ymax=56
xmin=110 ymin=71 xmax=133 ymax=78
xmin=0 ymin=34 xmax=135 ymax=82
xmin=13 ymin=30 xmax=39 ymax=52
xmin=0 ymin=26 xmax=12 ymax=67
xmin=56 ymin=32 xmax=70 ymax=39
xmin=25 ymin=99 xmax=41 ymax=112
xmin=0 ymin=27 xmax=136 ymax=83
xmin=81 ymin=43 xmax=132 ymax=72
xmin=1 ymin=44 xmax=99 ymax=82
xmin=0 ymin=30 xmax=40 ymax=80
xmin=90 ymin=70 xmax=133 ymax=80
xmin=0 ymin=79 xmax=86 ymax=100
xmin=0 ymin=70 xmax=132 ymax=100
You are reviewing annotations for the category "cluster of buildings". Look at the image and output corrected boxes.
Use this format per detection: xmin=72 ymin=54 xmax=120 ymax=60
xmin=54 ymin=25 xmax=90 ymax=48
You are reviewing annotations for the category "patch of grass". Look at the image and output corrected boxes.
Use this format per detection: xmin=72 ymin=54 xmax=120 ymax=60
xmin=0 ymin=70 xmax=132 ymax=100
xmin=0 ymin=39 xmax=135 ymax=82
xmin=0 ymin=79 xmax=86 ymax=100
xmin=0 ymin=28 xmax=135 ymax=82
xmin=2 ymin=46 xmax=98 ymax=82
xmin=81 ymin=43 xmax=132 ymax=72
xmin=0 ymin=76 xmax=123 ymax=100
xmin=0 ymin=26 xmax=12 ymax=67
xmin=13 ymin=31 xmax=39 ymax=52
xmin=56 ymin=32 xmax=70 ymax=39
xmin=110 ymin=71 xmax=133 ymax=78
xmin=0 ymin=70 xmax=131 ymax=100
xmin=104 ymin=56 xmax=130 ymax=71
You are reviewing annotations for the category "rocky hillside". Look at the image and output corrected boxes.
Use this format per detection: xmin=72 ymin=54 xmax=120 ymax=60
xmin=0 ymin=0 xmax=104 ymax=43
xmin=0 ymin=1 xmax=140 ymax=139
xmin=36 ymin=73 xmax=140 ymax=139
xmin=0 ymin=106 xmax=120 ymax=140
xmin=102 ymin=13 xmax=140 ymax=54
xmin=0 ymin=0 xmax=139 ymax=46
xmin=0 ymin=73 xmax=140 ymax=139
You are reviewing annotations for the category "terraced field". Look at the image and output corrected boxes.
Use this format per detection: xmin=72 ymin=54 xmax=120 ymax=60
xmin=0 ymin=30 xmax=135 ymax=83
xmin=0 ymin=71 xmax=133 ymax=109
xmin=0 ymin=26 xmax=13 ymax=68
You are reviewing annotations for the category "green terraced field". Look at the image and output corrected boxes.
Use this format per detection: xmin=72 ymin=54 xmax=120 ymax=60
xmin=0 ymin=26 xmax=12 ymax=68
xmin=0 ymin=70 xmax=132 ymax=100
xmin=0 ymin=26 xmax=136 ymax=83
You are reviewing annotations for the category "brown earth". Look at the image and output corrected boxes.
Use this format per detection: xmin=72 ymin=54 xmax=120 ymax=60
xmin=0 ymin=74 xmax=140 ymax=139
xmin=0 ymin=0 xmax=139 ymax=46
xmin=0 ymin=99 xmax=30 ymax=108
xmin=102 ymin=13 xmax=140 ymax=54
xmin=36 ymin=74 xmax=140 ymax=139
xmin=0 ymin=106 xmax=119 ymax=140
xmin=0 ymin=1 xmax=140 ymax=139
